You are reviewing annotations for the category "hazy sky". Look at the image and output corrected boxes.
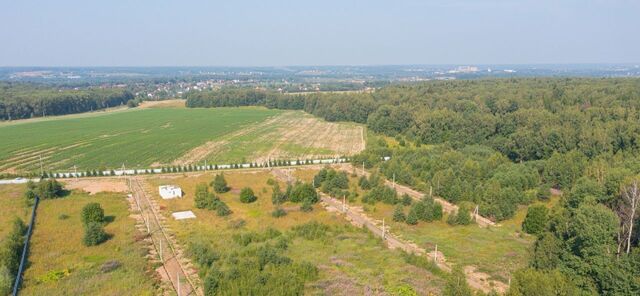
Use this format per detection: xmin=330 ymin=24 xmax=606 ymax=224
xmin=1 ymin=0 xmax=638 ymax=66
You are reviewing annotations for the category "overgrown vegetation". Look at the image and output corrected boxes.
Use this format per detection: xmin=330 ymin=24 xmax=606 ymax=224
xmin=192 ymin=226 xmax=321 ymax=295
xmin=0 ymin=218 xmax=27 ymax=295
xmin=194 ymin=182 xmax=231 ymax=216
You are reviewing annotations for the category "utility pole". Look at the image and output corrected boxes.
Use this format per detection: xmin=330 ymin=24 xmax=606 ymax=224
xmin=39 ymin=154 xmax=43 ymax=177
xmin=382 ymin=218 xmax=385 ymax=240
xmin=429 ymin=186 xmax=433 ymax=198
xmin=362 ymin=162 xmax=365 ymax=174
xmin=159 ymin=240 xmax=163 ymax=262
xmin=73 ymin=165 xmax=78 ymax=180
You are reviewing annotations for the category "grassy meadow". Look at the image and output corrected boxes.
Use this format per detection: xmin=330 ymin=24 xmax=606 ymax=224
xmin=0 ymin=184 xmax=28 ymax=240
xmin=293 ymin=168 xmax=549 ymax=283
xmin=20 ymin=192 xmax=157 ymax=295
xmin=145 ymin=170 xmax=446 ymax=295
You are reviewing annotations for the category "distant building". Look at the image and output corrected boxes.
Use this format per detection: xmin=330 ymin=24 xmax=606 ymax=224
xmin=159 ymin=185 xmax=182 ymax=199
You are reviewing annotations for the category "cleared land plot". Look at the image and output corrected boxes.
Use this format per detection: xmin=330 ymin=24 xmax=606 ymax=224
xmin=144 ymin=170 xmax=445 ymax=295
xmin=0 ymin=184 xmax=28 ymax=239
xmin=294 ymin=168 xmax=542 ymax=284
xmin=20 ymin=192 xmax=157 ymax=295
xmin=0 ymin=107 xmax=364 ymax=174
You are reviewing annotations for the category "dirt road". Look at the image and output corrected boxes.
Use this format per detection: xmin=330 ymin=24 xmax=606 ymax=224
xmin=272 ymin=167 xmax=507 ymax=294
xmin=128 ymin=177 xmax=201 ymax=296
xmin=344 ymin=165 xmax=496 ymax=227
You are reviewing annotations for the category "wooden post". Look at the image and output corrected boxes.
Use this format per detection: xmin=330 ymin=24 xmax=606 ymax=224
xmin=434 ymin=244 xmax=438 ymax=262
xmin=392 ymin=173 xmax=395 ymax=188
xmin=343 ymin=195 xmax=346 ymax=213
xmin=177 ymin=271 xmax=181 ymax=296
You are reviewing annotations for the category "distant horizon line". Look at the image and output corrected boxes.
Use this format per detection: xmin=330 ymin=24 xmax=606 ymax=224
xmin=1 ymin=62 xmax=639 ymax=69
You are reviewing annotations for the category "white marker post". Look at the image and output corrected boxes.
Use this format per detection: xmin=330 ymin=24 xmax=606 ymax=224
xmin=434 ymin=244 xmax=438 ymax=262
xmin=177 ymin=271 xmax=181 ymax=296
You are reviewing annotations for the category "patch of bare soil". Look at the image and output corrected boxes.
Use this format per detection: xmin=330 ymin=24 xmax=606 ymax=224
xmin=139 ymin=99 xmax=186 ymax=109
xmin=64 ymin=178 xmax=128 ymax=195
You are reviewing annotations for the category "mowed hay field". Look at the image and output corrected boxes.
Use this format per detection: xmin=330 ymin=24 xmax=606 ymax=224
xmin=144 ymin=170 xmax=445 ymax=295
xmin=0 ymin=106 xmax=365 ymax=174
xmin=21 ymin=192 xmax=157 ymax=295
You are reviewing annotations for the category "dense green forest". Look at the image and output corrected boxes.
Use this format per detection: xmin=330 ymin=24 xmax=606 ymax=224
xmin=187 ymin=78 xmax=640 ymax=295
xmin=0 ymin=82 xmax=134 ymax=120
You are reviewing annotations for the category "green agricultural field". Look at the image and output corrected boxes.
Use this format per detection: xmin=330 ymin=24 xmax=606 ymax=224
xmin=20 ymin=192 xmax=157 ymax=295
xmin=145 ymin=170 xmax=445 ymax=295
xmin=0 ymin=106 xmax=364 ymax=175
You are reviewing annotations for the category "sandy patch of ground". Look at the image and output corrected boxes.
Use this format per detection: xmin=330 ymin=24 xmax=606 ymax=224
xmin=139 ymin=99 xmax=186 ymax=109
xmin=64 ymin=178 xmax=129 ymax=195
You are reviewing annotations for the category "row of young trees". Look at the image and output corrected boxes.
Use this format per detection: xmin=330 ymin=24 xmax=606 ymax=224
xmin=0 ymin=82 xmax=134 ymax=120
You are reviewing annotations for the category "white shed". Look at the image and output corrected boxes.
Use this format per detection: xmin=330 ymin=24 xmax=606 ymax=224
xmin=159 ymin=185 xmax=182 ymax=199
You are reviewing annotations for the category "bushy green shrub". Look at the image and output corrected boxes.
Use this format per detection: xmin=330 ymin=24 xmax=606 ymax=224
xmin=393 ymin=205 xmax=406 ymax=222
xmin=272 ymin=207 xmax=287 ymax=218
xmin=211 ymin=173 xmax=229 ymax=193
xmin=83 ymin=222 xmax=108 ymax=246
xmin=81 ymin=202 xmax=104 ymax=225
xmin=522 ymin=205 xmax=549 ymax=235
xmin=239 ymin=187 xmax=257 ymax=203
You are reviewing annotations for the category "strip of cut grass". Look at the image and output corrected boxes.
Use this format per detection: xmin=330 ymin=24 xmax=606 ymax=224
xmin=20 ymin=192 xmax=157 ymax=295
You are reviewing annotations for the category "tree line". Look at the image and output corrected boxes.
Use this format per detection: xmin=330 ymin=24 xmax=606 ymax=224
xmin=0 ymin=82 xmax=134 ymax=120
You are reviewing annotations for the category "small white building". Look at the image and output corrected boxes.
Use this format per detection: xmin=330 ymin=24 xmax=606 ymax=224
xmin=159 ymin=185 xmax=182 ymax=199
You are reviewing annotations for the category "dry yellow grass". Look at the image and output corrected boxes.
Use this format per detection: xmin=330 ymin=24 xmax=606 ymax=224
xmin=21 ymin=192 xmax=157 ymax=295
xmin=144 ymin=170 xmax=446 ymax=294
xmin=0 ymin=184 xmax=29 ymax=240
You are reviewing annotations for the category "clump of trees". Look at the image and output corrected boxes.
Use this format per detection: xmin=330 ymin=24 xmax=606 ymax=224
xmin=81 ymin=203 xmax=108 ymax=246
xmin=270 ymin=180 xmax=319 ymax=214
xmin=190 ymin=226 xmax=319 ymax=295
xmin=194 ymin=182 xmax=231 ymax=216
xmin=0 ymin=83 xmax=134 ymax=120
xmin=24 ymin=179 xmax=65 ymax=204
xmin=0 ymin=218 xmax=27 ymax=294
